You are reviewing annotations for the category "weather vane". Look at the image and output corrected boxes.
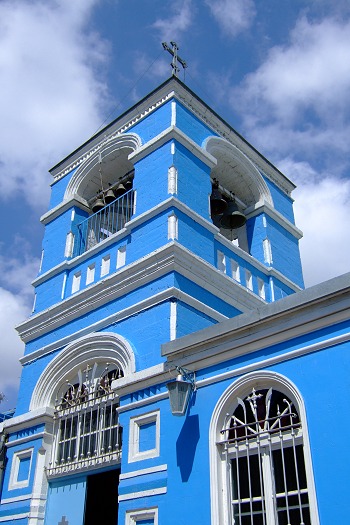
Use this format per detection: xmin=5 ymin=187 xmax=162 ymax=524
xmin=162 ymin=41 xmax=187 ymax=78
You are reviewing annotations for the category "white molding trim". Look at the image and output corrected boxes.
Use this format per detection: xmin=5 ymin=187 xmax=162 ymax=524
xmin=162 ymin=302 xmax=350 ymax=371
xmin=174 ymin=89 xmax=295 ymax=196
xmin=209 ymin=371 xmax=320 ymax=525
xmin=115 ymin=330 xmax=350 ymax=413
xmin=64 ymin=133 xmax=141 ymax=201
xmin=128 ymin=410 xmax=160 ymax=463
xmin=50 ymin=79 xmax=294 ymax=197
xmin=120 ymin=464 xmax=167 ymax=480
xmin=125 ymin=507 xmax=158 ymax=525
xmin=20 ymin=242 xmax=263 ymax=345
xmin=33 ymin=195 xmax=301 ymax=294
xmin=11 ymin=327 xmax=350 ymax=425
xmin=8 ymin=447 xmax=34 ymax=491
xmin=214 ymin=232 xmax=301 ymax=291
xmin=118 ymin=487 xmax=167 ymax=502
xmin=246 ymin=201 xmax=303 ymax=239
xmin=31 ymin=192 xmax=221 ymax=287
xmin=162 ymin=274 xmax=350 ymax=362
xmin=40 ymin=195 xmax=90 ymax=225
xmin=195 ymin=331 xmax=350 ymax=390
xmin=204 ymin=136 xmax=272 ymax=207
xmin=0 ymin=513 xmax=29 ymax=522
xmin=129 ymin=125 xmax=217 ymax=168
xmin=3 ymin=408 xmax=54 ymax=434
xmin=117 ymin=392 xmax=168 ymax=413
xmin=50 ymin=91 xmax=174 ymax=182
xmin=20 ymin=288 xmax=227 ymax=366
xmin=30 ymin=332 xmax=135 ymax=410
xmin=0 ymin=494 xmax=32 ymax=504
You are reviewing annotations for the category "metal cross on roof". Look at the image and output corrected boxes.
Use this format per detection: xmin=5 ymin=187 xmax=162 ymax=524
xmin=58 ymin=516 xmax=69 ymax=525
xmin=162 ymin=41 xmax=187 ymax=77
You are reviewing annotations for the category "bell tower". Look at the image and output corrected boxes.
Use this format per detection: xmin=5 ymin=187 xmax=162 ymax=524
xmin=1 ymin=76 xmax=304 ymax=525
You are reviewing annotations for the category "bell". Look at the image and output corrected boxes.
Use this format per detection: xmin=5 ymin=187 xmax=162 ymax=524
xmin=115 ymin=183 xmax=126 ymax=197
xmin=124 ymin=179 xmax=133 ymax=191
xmin=92 ymin=197 xmax=105 ymax=213
xmin=210 ymin=180 xmax=227 ymax=216
xmin=104 ymin=188 xmax=116 ymax=204
xmin=220 ymin=200 xmax=246 ymax=229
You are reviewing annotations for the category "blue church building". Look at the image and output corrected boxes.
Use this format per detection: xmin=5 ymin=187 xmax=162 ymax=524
xmin=0 ymin=76 xmax=349 ymax=525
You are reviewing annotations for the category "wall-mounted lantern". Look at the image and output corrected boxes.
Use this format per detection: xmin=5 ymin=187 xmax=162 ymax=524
xmin=166 ymin=366 xmax=196 ymax=416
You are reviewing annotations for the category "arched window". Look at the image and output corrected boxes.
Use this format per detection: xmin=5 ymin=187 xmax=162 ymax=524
xmin=221 ymin=388 xmax=309 ymax=524
xmin=210 ymin=373 xmax=319 ymax=525
xmin=48 ymin=363 xmax=123 ymax=477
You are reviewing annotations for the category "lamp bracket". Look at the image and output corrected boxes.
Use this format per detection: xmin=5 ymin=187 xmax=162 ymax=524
xmin=175 ymin=366 xmax=196 ymax=391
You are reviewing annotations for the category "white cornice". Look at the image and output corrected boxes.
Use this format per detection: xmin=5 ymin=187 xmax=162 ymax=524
xmin=31 ymin=225 xmax=130 ymax=287
xmin=3 ymin=407 xmax=54 ymax=434
xmin=18 ymin=242 xmax=263 ymax=345
xmin=246 ymin=201 xmax=303 ymax=239
xmin=50 ymin=79 xmax=294 ymax=197
xmin=129 ymin=125 xmax=217 ymax=168
xmin=20 ymin=288 xmax=227 ymax=365
xmin=170 ymin=87 xmax=295 ymax=195
xmin=10 ymin=277 xmax=350 ymax=421
xmin=32 ymin=196 xmax=299 ymax=291
xmin=33 ymin=196 xmax=219 ymax=287
xmin=114 ymin=331 xmax=350 ymax=412
xmin=40 ymin=196 xmax=89 ymax=225
xmin=50 ymin=92 xmax=174 ymax=183
xmin=113 ymin=277 xmax=350 ymax=401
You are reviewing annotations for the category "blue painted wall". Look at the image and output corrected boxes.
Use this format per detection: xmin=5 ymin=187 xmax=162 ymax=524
xmin=176 ymin=101 xmax=217 ymax=146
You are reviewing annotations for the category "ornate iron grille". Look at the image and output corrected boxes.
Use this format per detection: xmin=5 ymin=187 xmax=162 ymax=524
xmin=220 ymin=388 xmax=310 ymax=525
xmin=73 ymin=189 xmax=134 ymax=257
xmin=47 ymin=365 xmax=123 ymax=477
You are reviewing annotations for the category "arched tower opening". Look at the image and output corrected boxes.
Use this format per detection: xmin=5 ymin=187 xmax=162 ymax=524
xmin=204 ymin=137 xmax=272 ymax=251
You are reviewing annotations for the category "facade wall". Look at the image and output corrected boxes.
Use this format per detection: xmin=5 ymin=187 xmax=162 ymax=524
xmin=0 ymin=78 xmax=319 ymax=525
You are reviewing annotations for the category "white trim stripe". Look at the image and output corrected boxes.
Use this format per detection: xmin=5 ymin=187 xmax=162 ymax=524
xmin=21 ymin=286 xmax=227 ymax=365
xmin=120 ymin=464 xmax=167 ymax=480
xmin=0 ymin=495 xmax=32 ymax=505
xmin=0 ymin=514 xmax=29 ymax=522
xmin=118 ymin=487 xmax=167 ymax=502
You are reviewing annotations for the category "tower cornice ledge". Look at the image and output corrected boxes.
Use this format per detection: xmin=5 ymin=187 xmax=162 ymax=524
xmin=49 ymin=78 xmax=294 ymax=196
xmin=17 ymin=242 xmax=265 ymax=345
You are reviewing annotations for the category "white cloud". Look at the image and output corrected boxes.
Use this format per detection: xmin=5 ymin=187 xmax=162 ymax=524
xmin=152 ymin=0 xmax=193 ymax=42
xmin=205 ymin=0 xmax=256 ymax=37
xmin=0 ymin=252 xmax=39 ymax=299
xmin=229 ymin=16 xmax=350 ymax=167
xmin=233 ymin=16 xmax=350 ymax=132
xmin=0 ymin=287 xmax=28 ymax=409
xmin=0 ymin=247 xmax=40 ymax=409
xmin=0 ymin=0 xmax=110 ymax=209
xmin=227 ymin=15 xmax=350 ymax=287
xmin=0 ymin=251 xmax=38 ymax=411
xmin=279 ymin=159 xmax=350 ymax=287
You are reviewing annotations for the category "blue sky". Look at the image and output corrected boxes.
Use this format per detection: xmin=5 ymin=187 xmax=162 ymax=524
xmin=1 ymin=0 xmax=350 ymax=410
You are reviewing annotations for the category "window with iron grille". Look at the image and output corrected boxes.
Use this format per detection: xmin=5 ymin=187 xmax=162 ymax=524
xmin=47 ymin=363 xmax=123 ymax=477
xmin=220 ymin=388 xmax=310 ymax=525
